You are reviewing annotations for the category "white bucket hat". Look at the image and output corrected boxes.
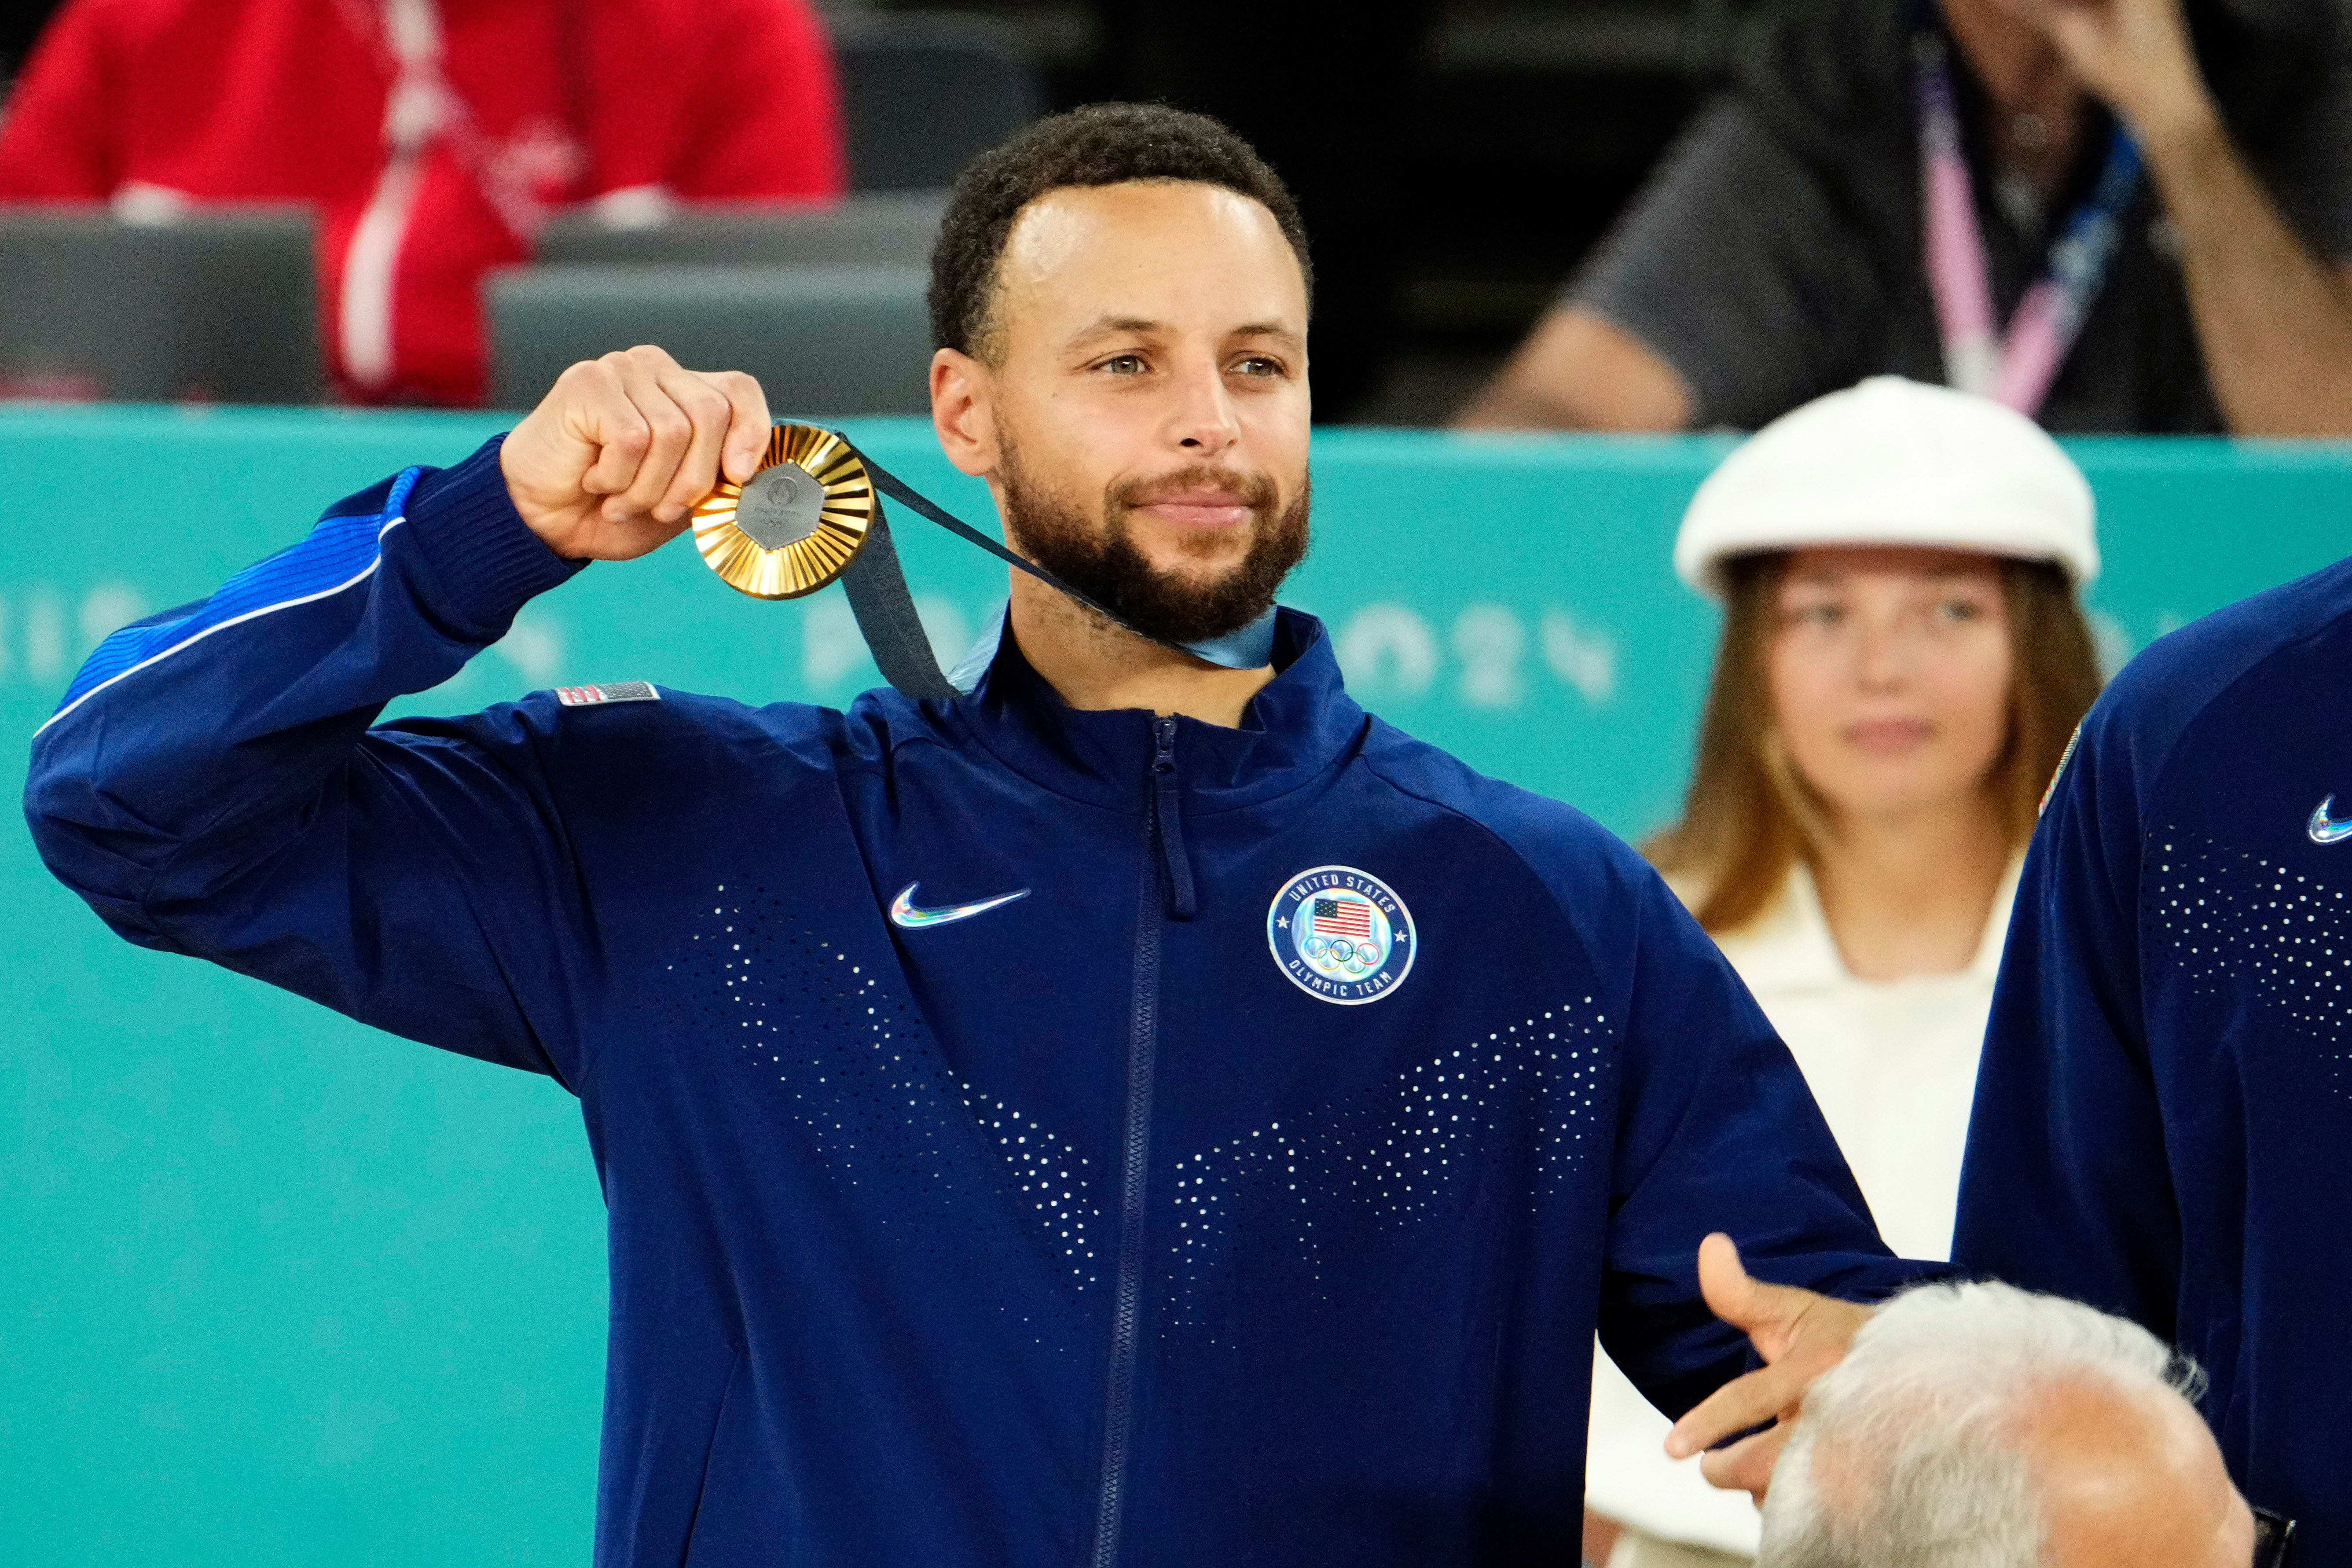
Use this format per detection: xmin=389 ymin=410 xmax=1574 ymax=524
xmin=1673 ymin=376 xmax=2099 ymax=594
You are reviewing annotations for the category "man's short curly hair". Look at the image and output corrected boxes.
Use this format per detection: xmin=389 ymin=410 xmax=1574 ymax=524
xmin=928 ymin=103 xmax=1313 ymax=361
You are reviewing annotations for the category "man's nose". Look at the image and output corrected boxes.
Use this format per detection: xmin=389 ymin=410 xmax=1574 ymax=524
xmin=1167 ymin=356 xmax=1241 ymax=454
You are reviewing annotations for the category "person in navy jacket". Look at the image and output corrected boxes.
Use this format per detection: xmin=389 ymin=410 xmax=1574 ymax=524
xmin=1955 ymin=553 xmax=2352 ymax=1550
xmin=26 ymin=105 xmax=1918 ymax=1566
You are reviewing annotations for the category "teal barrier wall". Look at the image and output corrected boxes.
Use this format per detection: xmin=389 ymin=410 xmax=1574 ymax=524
xmin=2 ymin=405 xmax=2346 ymax=1564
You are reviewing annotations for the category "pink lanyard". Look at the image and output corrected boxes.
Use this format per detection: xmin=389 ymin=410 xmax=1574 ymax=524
xmin=1915 ymin=29 xmax=2143 ymax=416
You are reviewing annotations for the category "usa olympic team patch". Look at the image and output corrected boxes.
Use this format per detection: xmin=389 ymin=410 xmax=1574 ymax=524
xmin=1267 ymin=865 xmax=1416 ymax=1005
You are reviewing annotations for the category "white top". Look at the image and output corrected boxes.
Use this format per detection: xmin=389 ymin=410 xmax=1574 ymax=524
xmin=1584 ymin=857 xmax=2022 ymax=1555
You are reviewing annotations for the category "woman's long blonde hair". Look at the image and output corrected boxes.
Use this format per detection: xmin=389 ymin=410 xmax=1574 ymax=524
xmin=1644 ymin=551 xmax=2103 ymax=935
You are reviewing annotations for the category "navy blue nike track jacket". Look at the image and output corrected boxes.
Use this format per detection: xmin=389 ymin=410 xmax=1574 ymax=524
xmin=26 ymin=438 xmax=1918 ymax=1567
xmin=1956 ymin=553 xmax=2352 ymax=1553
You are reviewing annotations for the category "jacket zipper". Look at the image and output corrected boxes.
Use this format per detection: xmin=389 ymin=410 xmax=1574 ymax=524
xmin=1149 ymin=716 xmax=1197 ymax=920
xmin=1089 ymin=717 xmax=1183 ymax=1568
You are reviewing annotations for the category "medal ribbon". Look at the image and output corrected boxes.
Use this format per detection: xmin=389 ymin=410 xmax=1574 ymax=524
xmin=1915 ymin=29 xmax=2142 ymax=416
xmin=833 ymin=440 xmax=1277 ymax=699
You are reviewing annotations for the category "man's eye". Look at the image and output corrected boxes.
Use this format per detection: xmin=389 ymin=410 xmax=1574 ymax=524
xmin=1232 ymin=356 xmax=1282 ymax=377
xmin=1100 ymin=354 xmax=1147 ymax=375
xmin=1791 ymin=604 xmax=1842 ymax=628
xmin=1936 ymin=599 xmax=1986 ymax=623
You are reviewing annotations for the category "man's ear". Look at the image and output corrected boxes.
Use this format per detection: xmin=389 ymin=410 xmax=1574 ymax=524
xmin=931 ymin=348 xmax=999 ymax=478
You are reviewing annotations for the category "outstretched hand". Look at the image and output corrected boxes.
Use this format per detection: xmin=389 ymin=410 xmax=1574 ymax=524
xmin=1662 ymin=1233 xmax=1872 ymax=1502
xmin=499 ymin=345 xmax=773 ymax=561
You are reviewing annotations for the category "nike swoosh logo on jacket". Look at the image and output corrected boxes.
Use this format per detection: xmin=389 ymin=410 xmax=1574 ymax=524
xmin=889 ymin=882 xmax=1030 ymax=927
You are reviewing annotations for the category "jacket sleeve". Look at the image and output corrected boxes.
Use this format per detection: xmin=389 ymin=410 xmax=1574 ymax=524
xmin=22 ymin=437 xmax=601 ymax=1087
xmin=1951 ymin=714 xmax=2182 ymax=1333
xmin=0 ymin=0 xmax=120 ymax=197
xmin=1596 ymin=870 xmax=1930 ymax=1419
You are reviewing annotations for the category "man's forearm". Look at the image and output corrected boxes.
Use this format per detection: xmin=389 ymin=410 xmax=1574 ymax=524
xmin=2140 ymin=104 xmax=2352 ymax=436
xmin=23 ymin=443 xmax=572 ymax=931
xmin=1452 ymin=308 xmax=1695 ymax=431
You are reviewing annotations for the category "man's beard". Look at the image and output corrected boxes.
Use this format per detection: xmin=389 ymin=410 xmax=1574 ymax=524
xmin=999 ymin=451 xmax=1310 ymax=647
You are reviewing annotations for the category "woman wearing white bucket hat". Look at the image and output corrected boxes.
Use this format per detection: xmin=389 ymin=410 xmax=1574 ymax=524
xmin=1582 ymin=376 xmax=2103 ymax=1568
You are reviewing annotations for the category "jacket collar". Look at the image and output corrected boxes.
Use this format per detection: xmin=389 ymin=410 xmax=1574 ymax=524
xmin=937 ymin=606 xmax=1366 ymax=813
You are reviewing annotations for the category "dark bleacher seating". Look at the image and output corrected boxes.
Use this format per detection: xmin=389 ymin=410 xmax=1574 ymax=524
xmin=831 ymin=12 xmax=1042 ymax=191
xmin=485 ymin=264 xmax=932 ymax=414
xmin=0 ymin=206 xmax=322 ymax=403
xmin=535 ymin=191 xmax=947 ymax=269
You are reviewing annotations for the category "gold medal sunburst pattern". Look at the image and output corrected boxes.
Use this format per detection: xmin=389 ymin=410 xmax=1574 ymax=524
xmin=689 ymin=425 xmax=874 ymax=599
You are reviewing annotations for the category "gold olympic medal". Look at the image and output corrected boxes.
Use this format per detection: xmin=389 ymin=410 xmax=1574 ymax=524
xmin=689 ymin=424 xmax=873 ymax=599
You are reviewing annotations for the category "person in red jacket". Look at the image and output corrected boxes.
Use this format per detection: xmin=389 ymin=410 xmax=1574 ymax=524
xmin=0 ymin=0 xmax=845 ymax=404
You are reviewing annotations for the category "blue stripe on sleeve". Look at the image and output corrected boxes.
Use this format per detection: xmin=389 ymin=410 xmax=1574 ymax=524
xmin=45 ymin=468 xmax=424 ymax=725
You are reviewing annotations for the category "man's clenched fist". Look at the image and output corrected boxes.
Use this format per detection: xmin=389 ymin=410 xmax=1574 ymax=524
xmin=500 ymin=345 xmax=773 ymax=561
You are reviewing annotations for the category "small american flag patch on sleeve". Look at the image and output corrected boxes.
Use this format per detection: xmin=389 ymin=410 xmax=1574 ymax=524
xmin=2038 ymin=722 xmax=2082 ymax=816
xmin=554 ymin=682 xmax=660 ymax=707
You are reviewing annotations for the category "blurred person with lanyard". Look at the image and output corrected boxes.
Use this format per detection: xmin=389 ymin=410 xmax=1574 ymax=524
xmin=1582 ymin=377 xmax=2103 ymax=1568
xmin=0 ymin=0 xmax=844 ymax=404
xmin=1458 ymin=0 xmax=2352 ymax=437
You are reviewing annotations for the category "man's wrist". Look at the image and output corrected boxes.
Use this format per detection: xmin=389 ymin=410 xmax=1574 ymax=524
xmin=494 ymin=429 xmax=583 ymax=558
xmin=2117 ymin=70 xmax=2225 ymax=176
xmin=405 ymin=435 xmax=588 ymax=639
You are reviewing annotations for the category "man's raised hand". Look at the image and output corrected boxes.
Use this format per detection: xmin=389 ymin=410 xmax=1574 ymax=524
xmin=1662 ymin=1233 xmax=1873 ymax=1503
xmin=500 ymin=345 xmax=772 ymax=561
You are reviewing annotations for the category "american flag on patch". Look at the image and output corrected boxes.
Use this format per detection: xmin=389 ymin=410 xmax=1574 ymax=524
xmin=554 ymin=681 xmax=660 ymax=707
xmin=1312 ymin=897 xmax=1372 ymax=938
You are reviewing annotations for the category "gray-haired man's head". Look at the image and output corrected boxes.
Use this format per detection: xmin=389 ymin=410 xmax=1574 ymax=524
xmin=1755 ymin=1282 xmax=2252 ymax=1568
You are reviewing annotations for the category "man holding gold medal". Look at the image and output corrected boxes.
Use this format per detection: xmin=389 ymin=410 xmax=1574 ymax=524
xmin=27 ymin=106 xmax=1924 ymax=1564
